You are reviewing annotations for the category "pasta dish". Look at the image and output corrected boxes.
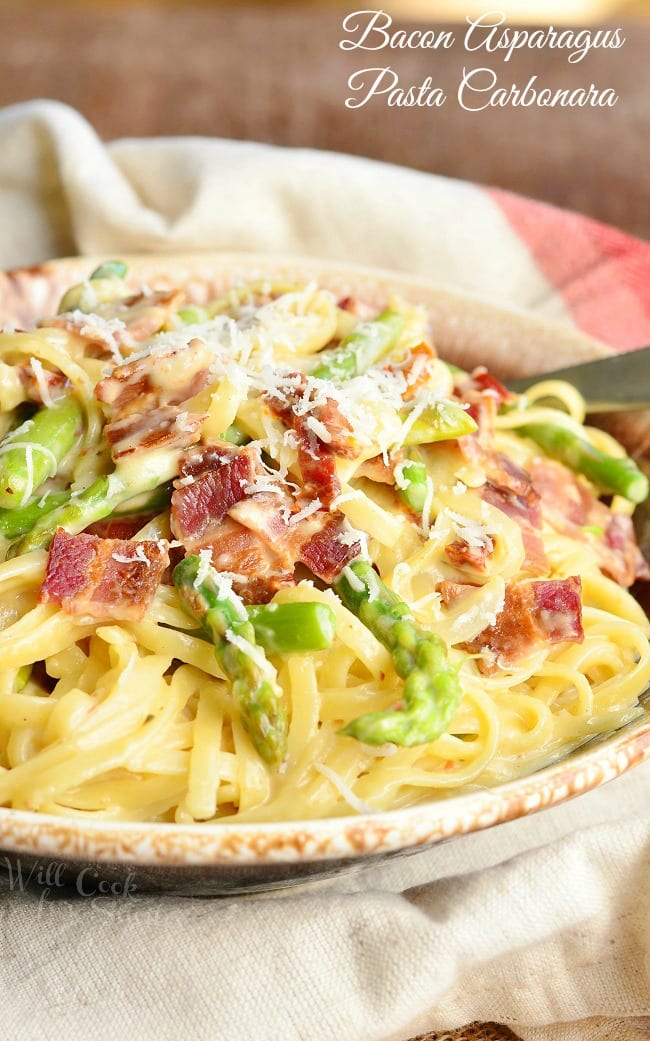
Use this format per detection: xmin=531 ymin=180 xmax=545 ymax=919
xmin=0 ymin=261 xmax=648 ymax=823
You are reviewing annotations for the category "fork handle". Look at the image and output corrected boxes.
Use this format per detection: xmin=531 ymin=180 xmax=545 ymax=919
xmin=506 ymin=345 xmax=650 ymax=412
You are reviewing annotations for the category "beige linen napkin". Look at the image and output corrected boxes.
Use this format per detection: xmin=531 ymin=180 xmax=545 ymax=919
xmin=0 ymin=100 xmax=648 ymax=1041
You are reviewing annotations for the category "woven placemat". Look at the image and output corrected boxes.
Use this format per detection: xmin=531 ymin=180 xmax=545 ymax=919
xmin=413 ymin=1025 xmax=522 ymax=1041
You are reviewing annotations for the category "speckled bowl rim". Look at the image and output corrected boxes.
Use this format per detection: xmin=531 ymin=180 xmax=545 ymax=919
xmin=0 ymin=251 xmax=647 ymax=869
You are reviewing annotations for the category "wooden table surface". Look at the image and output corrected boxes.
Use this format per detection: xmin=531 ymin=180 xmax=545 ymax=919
xmin=1 ymin=4 xmax=648 ymax=241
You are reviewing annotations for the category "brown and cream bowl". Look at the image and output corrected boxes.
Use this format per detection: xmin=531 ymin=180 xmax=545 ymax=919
xmin=0 ymin=253 xmax=648 ymax=895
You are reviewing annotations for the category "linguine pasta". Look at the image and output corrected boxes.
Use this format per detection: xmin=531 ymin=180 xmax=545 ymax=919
xmin=0 ymin=265 xmax=647 ymax=823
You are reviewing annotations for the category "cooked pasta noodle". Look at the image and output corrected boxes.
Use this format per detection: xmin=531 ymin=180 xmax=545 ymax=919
xmin=0 ymin=265 xmax=648 ymax=823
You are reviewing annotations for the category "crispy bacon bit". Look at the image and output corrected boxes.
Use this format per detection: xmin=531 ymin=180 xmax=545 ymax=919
xmin=294 ymin=423 xmax=341 ymax=508
xmin=171 ymin=451 xmax=256 ymax=545
xmin=105 ymin=407 xmax=204 ymax=459
xmin=18 ymin=361 xmax=67 ymax=405
xmin=529 ymin=457 xmax=649 ymax=586
xmin=40 ymin=528 xmax=169 ymax=620
xmin=45 ymin=288 xmax=185 ymax=353
xmin=437 ymin=580 xmax=477 ymax=606
xmin=454 ymin=367 xmax=512 ymax=436
xmin=84 ymin=514 xmax=158 ymax=540
xmin=387 ymin=342 xmax=438 ymax=402
xmin=456 ymin=438 xmax=549 ymax=576
xmin=202 ymin=515 xmax=295 ymax=604
xmin=356 ymin=453 xmax=398 ymax=485
xmin=299 ymin=516 xmax=361 ymax=583
xmin=445 ymin=538 xmax=493 ymax=572
xmin=177 ymin=441 xmax=239 ymax=479
xmin=482 ymin=480 xmax=549 ymax=577
xmin=467 ymin=368 xmax=512 ymax=407
xmin=463 ymin=577 xmax=583 ymax=674
xmin=96 ymin=338 xmax=214 ymax=417
xmin=266 ymin=371 xmax=358 ymax=458
xmin=266 ymin=372 xmax=361 ymax=507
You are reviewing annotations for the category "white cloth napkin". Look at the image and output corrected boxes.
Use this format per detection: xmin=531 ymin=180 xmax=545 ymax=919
xmin=0 ymin=100 xmax=648 ymax=1041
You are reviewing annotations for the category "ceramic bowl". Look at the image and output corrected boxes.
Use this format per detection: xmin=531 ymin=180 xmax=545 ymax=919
xmin=0 ymin=253 xmax=647 ymax=895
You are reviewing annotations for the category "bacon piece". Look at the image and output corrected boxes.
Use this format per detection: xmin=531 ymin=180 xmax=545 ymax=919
xmin=40 ymin=528 xmax=169 ymax=621
xmin=456 ymin=438 xmax=549 ymax=576
xmin=298 ymin=515 xmax=361 ymax=583
xmin=201 ymin=515 xmax=295 ymax=604
xmin=177 ymin=440 xmax=239 ymax=480
xmin=170 ymin=445 xmax=297 ymax=603
xmin=105 ymin=407 xmax=204 ymax=459
xmin=437 ymin=580 xmax=477 ymax=606
xmin=18 ymin=361 xmax=67 ymax=405
xmin=84 ymin=514 xmax=158 ymax=540
xmin=529 ymin=457 xmax=649 ymax=586
xmin=45 ymin=288 xmax=185 ymax=353
xmin=466 ymin=368 xmax=512 ymax=407
xmin=356 ymin=453 xmax=398 ymax=485
xmin=445 ymin=537 xmax=493 ymax=572
xmin=294 ymin=423 xmax=340 ymax=508
xmin=463 ymin=577 xmax=583 ymax=674
xmin=96 ymin=338 xmax=214 ymax=417
xmin=482 ymin=480 xmax=549 ymax=577
xmin=171 ymin=436 xmax=360 ymax=599
xmin=455 ymin=367 xmax=512 ymax=437
xmin=266 ymin=371 xmax=358 ymax=458
xmin=171 ymin=451 xmax=256 ymax=545
xmin=386 ymin=342 xmax=438 ymax=402
xmin=266 ymin=372 xmax=361 ymax=507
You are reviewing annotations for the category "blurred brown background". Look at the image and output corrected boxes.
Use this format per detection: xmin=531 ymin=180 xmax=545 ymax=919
xmin=0 ymin=1 xmax=648 ymax=238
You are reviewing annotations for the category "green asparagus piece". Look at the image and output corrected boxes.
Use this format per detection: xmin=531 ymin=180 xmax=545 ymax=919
xmin=247 ymin=602 xmax=336 ymax=655
xmin=332 ymin=560 xmax=462 ymax=746
xmin=220 ymin=424 xmax=250 ymax=447
xmin=13 ymin=448 xmax=181 ymax=555
xmin=176 ymin=305 xmax=209 ymax=326
xmin=395 ymin=450 xmax=431 ymax=515
xmin=0 ymin=396 xmax=84 ymax=510
xmin=518 ymin=421 xmax=649 ymax=503
xmin=58 ymin=261 xmax=128 ymax=314
xmin=90 ymin=260 xmax=128 ymax=281
xmin=311 ymin=310 xmax=405 ymax=382
xmin=0 ymin=491 xmax=71 ymax=540
xmin=400 ymin=400 xmax=477 ymax=447
xmin=112 ymin=482 xmax=173 ymax=517
xmin=174 ymin=555 xmax=287 ymax=767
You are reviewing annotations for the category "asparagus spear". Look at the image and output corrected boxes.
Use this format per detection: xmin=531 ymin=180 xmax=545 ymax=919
xmin=58 ymin=260 xmax=128 ymax=314
xmin=0 ymin=396 xmax=84 ymax=510
xmin=174 ymin=555 xmax=287 ymax=767
xmin=394 ymin=451 xmax=431 ymax=515
xmin=518 ymin=421 xmax=648 ymax=503
xmin=90 ymin=260 xmax=128 ymax=281
xmin=12 ymin=446 xmax=181 ymax=555
xmin=176 ymin=305 xmax=209 ymax=326
xmin=247 ymin=602 xmax=336 ymax=655
xmin=0 ymin=491 xmax=70 ymax=540
xmin=311 ymin=309 xmax=405 ymax=381
xmin=333 ymin=560 xmax=462 ymax=746
xmin=400 ymin=400 xmax=477 ymax=446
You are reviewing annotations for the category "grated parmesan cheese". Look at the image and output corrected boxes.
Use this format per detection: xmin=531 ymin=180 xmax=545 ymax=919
xmin=29 ymin=358 xmax=54 ymax=408
xmin=313 ymin=762 xmax=374 ymax=815
xmin=288 ymin=498 xmax=322 ymax=525
xmin=341 ymin=564 xmax=365 ymax=594
xmin=444 ymin=509 xmax=494 ymax=551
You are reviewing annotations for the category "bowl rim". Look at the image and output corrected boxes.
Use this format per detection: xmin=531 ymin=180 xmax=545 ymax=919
xmin=0 ymin=250 xmax=647 ymax=869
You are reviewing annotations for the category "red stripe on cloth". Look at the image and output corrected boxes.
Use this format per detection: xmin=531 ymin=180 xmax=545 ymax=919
xmin=489 ymin=187 xmax=650 ymax=352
